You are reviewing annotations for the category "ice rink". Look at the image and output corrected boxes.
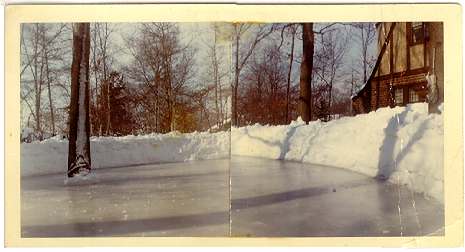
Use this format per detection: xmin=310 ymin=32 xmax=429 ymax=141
xmin=21 ymin=157 xmax=444 ymax=237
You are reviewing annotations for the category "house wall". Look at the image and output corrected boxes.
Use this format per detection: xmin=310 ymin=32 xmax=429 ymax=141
xmin=373 ymin=22 xmax=438 ymax=109
xmin=410 ymin=44 xmax=424 ymax=69
xmin=393 ymin=23 xmax=408 ymax=73
xmin=376 ymin=22 xmax=427 ymax=76
xmin=352 ymin=22 xmax=444 ymax=115
xmin=378 ymin=23 xmax=392 ymax=76
xmin=352 ymin=97 xmax=365 ymax=115
xmin=352 ymin=87 xmax=371 ymax=115
xmin=425 ymin=22 xmax=444 ymax=111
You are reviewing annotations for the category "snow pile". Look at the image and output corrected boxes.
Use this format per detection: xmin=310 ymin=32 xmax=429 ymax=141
xmin=21 ymin=131 xmax=230 ymax=177
xmin=232 ymin=103 xmax=444 ymax=203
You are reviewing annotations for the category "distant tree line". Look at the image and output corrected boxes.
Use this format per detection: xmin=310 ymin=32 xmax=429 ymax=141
xmin=232 ymin=22 xmax=377 ymax=126
xmin=20 ymin=23 xmax=232 ymax=141
xmin=20 ymin=22 xmax=377 ymax=141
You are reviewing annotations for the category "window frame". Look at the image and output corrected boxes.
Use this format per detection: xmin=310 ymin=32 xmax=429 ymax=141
xmin=409 ymin=88 xmax=420 ymax=103
xmin=394 ymin=88 xmax=404 ymax=106
xmin=408 ymin=22 xmax=425 ymax=46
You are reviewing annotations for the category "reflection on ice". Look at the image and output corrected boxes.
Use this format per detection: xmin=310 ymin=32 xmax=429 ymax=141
xmin=21 ymin=159 xmax=230 ymax=237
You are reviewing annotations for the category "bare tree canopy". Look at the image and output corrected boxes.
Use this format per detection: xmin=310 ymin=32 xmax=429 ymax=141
xmin=20 ymin=22 xmax=379 ymax=142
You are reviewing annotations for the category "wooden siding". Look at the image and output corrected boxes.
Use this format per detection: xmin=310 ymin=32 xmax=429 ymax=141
xmin=352 ymin=22 xmax=444 ymax=115
xmin=393 ymin=23 xmax=407 ymax=73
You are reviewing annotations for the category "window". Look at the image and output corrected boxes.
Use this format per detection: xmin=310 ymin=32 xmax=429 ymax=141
xmin=410 ymin=22 xmax=424 ymax=45
xmin=395 ymin=88 xmax=403 ymax=105
xmin=409 ymin=88 xmax=420 ymax=103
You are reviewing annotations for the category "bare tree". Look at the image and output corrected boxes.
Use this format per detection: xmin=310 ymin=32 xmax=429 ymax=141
xmin=239 ymin=40 xmax=288 ymax=125
xmin=90 ymin=23 xmax=116 ymax=136
xmin=313 ymin=28 xmax=348 ymax=120
xmin=41 ymin=25 xmax=67 ymax=135
xmin=204 ymin=24 xmax=229 ymax=129
xmin=125 ymin=23 xmax=196 ymax=133
xmin=68 ymin=23 xmax=91 ymax=177
xmin=351 ymin=23 xmax=377 ymax=83
xmin=299 ymin=23 xmax=314 ymax=124
xmin=20 ymin=23 xmax=68 ymax=139
xmin=211 ymin=25 xmax=221 ymax=128
xmin=281 ymin=24 xmax=298 ymax=124
xmin=22 ymin=24 xmax=44 ymax=139
xmin=231 ymin=23 xmax=276 ymax=126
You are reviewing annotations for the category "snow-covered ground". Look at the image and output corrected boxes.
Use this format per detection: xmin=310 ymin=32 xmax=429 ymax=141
xmin=21 ymin=131 xmax=230 ymax=177
xmin=232 ymin=103 xmax=444 ymax=203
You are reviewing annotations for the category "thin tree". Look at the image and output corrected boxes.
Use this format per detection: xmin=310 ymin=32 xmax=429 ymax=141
xmin=351 ymin=23 xmax=377 ymax=83
xmin=231 ymin=23 xmax=275 ymax=126
xmin=124 ymin=23 xmax=196 ymax=133
xmin=313 ymin=29 xmax=347 ymax=120
xmin=90 ymin=23 xmax=114 ymax=136
xmin=21 ymin=23 xmax=70 ymax=138
xmin=285 ymin=24 xmax=297 ymax=123
xmin=21 ymin=24 xmax=40 ymax=138
xmin=204 ymin=24 xmax=229 ymax=128
xmin=43 ymin=39 xmax=55 ymax=136
xmin=40 ymin=25 xmax=63 ymax=136
xmin=22 ymin=24 xmax=45 ymax=139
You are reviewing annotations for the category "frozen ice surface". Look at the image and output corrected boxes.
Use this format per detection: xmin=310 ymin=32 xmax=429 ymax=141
xmin=21 ymin=159 xmax=230 ymax=237
xmin=64 ymin=172 xmax=99 ymax=186
xmin=21 ymin=158 xmax=443 ymax=237
xmin=230 ymin=157 xmax=444 ymax=237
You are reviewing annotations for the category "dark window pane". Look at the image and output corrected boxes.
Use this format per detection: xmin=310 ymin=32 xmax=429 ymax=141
xmin=411 ymin=22 xmax=424 ymax=44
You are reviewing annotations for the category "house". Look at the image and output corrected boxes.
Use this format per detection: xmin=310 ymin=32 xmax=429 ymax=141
xmin=352 ymin=22 xmax=444 ymax=114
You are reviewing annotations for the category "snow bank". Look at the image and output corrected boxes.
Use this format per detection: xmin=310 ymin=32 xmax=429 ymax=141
xmin=232 ymin=103 xmax=444 ymax=203
xmin=21 ymin=131 xmax=230 ymax=177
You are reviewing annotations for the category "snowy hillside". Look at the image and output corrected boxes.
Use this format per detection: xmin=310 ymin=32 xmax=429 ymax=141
xmin=21 ymin=131 xmax=230 ymax=177
xmin=232 ymin=103 xmax=444 ymax=203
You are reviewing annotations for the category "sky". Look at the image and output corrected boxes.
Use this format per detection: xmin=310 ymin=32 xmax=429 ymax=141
xmin=111 ymin=22 xmax=378 ymax=91
xmin=110 ymin=22 xmax=234 ymax=92
xmin=44 ymin=22 xmax=377 ymax=94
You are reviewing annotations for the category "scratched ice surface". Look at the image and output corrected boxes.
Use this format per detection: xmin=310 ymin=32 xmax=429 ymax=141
xmin=21 ymin=160 xmax=230 ymax=237
xmin=21 ymin=157 xmax=444 ymax=237
xmin=230 ymin=157 xmax=444 ymax=237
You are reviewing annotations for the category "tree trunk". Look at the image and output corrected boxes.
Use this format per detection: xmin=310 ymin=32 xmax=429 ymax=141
xmin=68 ymin=23 xmax=92 ymax=177
xmin=155 ymin=75 xmax=160 ymax=132
xmin=37 ymin=50 xmax=45 ymax=139
xmin=328 ymin=80 xmax=333 ymax=120
xmin=219 ymin=79 xmax=223 ymax=127
xmin=170 ymin=100 xmax=176 ymax=132
xmin=286 ymin=27 xmax=296 ymax=124
xmin=361 ymin=27 xmax=367 ymax=84
xmin=232 ymin=33 xmax=240 ymax=126
xmin=105 ymin=77 xmax=111 ymax=135
xmin=33 ymin=24 xmax=42 ymax=139
xmin=214 ymin=58 xmax=220 ymax=128
xmin=350 ymin=68 xmax=355 ymax=115
xmin=299 ymin=23 xmax=314 ymax=124
xmin=212 ymin=30 xmax=221 ymax=128
xmin=44 ymin=46 xmax=55 ymax=136
xmin=91 ymin=25 xmax=100 ymax=136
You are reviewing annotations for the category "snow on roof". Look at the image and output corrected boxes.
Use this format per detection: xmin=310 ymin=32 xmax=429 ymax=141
xmin=351 ymin=80 xmax=368 ymax=100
